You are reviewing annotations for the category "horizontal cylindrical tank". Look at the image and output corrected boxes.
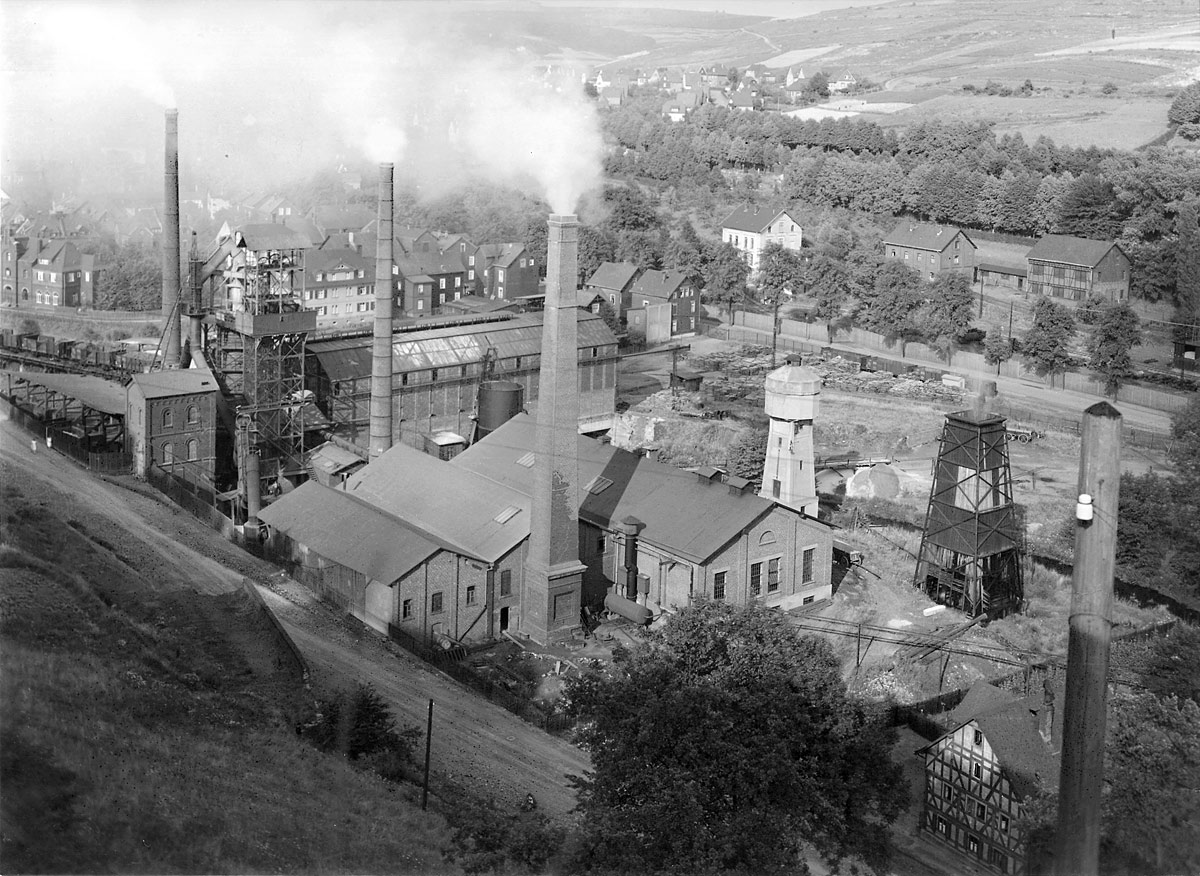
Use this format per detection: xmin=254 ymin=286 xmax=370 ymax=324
xmin=604 ymin=592 xmax=652 ymax=625
xmin=477 ymin=380 xmax=523 ymax=438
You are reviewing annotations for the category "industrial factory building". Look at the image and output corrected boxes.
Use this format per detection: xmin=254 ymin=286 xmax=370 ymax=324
xmin=259 ymin=411 xmax=834 ymax=647
xmin=306 ymin=310 xmax=619 ymax=449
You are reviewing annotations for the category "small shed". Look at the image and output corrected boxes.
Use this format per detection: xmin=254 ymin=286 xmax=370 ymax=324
xmin=669 ymin=367 xmax=704 ymax=392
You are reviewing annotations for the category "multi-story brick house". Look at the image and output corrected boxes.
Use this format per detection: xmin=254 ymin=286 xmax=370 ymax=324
xmin=882 ymin=222 xmax=977 ymax=279
xmin=9 ymin=237 xmax=100 ymax=309
xmin=918 ymin=682 xmax=1061 ymax=876
xmin=302 ymin=247 xmax=377 ymax=328
xmin=260 ymin=411 xmax=834 ymax=646
xmin=396 ymin=248 xmax=469 ymax=317
xmin=625 ymin=269 xmax=699 ymax=343
xmin=126 ymin=368 xmax=220 ymax=492
xmin=720 ymin=205 xmax=803 ymax=277
xmin=1025 ymin=235 xmax=1130 ymax=304
xmin=584 ymin=261 xmax=641 ymax=322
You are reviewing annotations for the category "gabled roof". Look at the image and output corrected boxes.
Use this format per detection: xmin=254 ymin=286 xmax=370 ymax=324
xmin=397 ymin=248 xmax=466 ymax=279
xmin=130 ymin=367 xmax=219 ymax=400
xmin=922 ymin=681 xmax=1062 ymax=800
xmin=1026 ymin=234 xmax=1126 ymax=269
xmin=340 ymin=442 xmax=530 ymax=563
xmin=628 ymin=269 xmax=688 ymax=303
xmin=491 ymin=243 xmax=526 ymax=269
xmin=731 ymin=89 xmax=756 ymax=108
xmin=451 ymin=414 xmax=822 ymax=565
xmin=258 ymin=481 xmax=440 ymax=583
xmin=310 ymin=205 xmax=374 ymax=233
xmin=234 ymin=223 xmax=312 ymax=252
xmin=882 ymin=221 xmax=975 ymax=253
xmin=720 ymin=205 xmax=797 ymax=235
xmin=284 ymin=216 xmax=327 ymax=247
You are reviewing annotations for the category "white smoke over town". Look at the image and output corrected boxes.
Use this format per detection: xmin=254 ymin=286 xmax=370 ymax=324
xmin=1 ymin=0 xmax=604 ymax=214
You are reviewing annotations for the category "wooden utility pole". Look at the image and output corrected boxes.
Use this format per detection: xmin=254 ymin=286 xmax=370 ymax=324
xmin=1053 ymin=402 xmax=1121 ymax=876
xmin=421 ymin=699 xmax=434 ymax=811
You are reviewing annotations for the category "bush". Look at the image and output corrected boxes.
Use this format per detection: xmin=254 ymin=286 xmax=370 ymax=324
xmin=300 ymin=683 xmax=421 ymax=774
xmin=18 ymin=318 xmax=40 ymax=336
xmin=447 ymin=796 xmax=566 ymax=874
xmin=1101 ymin=82 xmax=1118 ymax=94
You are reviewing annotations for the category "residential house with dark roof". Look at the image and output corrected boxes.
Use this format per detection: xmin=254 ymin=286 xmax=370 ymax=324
xmin=918 ymin=681 xmax=1062 ymax=876
xmin=396 ymin=247 xmax=469 ymax=316
xmin=12 ymin=238 xmax=100 ymax=309
xmin=731 ymin=87 xmax=759 ymax=112
xmin=259 ymin=410 xmax=833 ymax=646
xmin=584 ymin=261 xmax=640 ymax=321
xmin=302 ymin=248 xmax=379 ymax=328
xmin=829 ymin=71 xmax=858 ymax=93
xmin=663 ymin=90 xmax=702 ymax=123
xmin=720 ymin=205 xmax=803 ymax=277
xmin=883 ymin=222 xmax=977 ymax=279
xmin=308 ymin=205 xmax=375 ymax=239
xmin=395 ymin=226 xmax=439 ymax=256
xmin=1025 ymin=235 xmax=1130 ymax=304
xmin=476 ymin=243 xmax=538 ymax=301
xmin=625 ymin=268 xmax=699 ymax=343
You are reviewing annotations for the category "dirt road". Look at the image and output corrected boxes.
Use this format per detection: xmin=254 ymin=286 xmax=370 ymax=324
xmin=1 ymin=410 xmax=589 ymax=820
xmin=258 ymin=581 xmax=590 ymax=818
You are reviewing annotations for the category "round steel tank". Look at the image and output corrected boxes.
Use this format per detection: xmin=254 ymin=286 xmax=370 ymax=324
xmin=477 ymin=380 xmax=524 ymax=437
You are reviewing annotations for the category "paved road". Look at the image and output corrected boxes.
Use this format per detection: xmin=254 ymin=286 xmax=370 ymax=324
xmin=259 ymin=581 xmax=591 ymax=819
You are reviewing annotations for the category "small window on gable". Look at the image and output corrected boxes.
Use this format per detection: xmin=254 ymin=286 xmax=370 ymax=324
xmin=758 ymin=531 xmax=776 ymax=546
xmin=973 ymin=729 xmax=983 ymax=746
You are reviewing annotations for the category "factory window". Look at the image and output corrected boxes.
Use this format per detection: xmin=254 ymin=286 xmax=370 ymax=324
xmin=749 ymin=562 xmax=762 ymax=597
xmin=162 ymin=408 xmax=174 ymax=428
xmin=431 ymin=592 xmax=444 ymax=613
xmin=514 ymin=357 xmax=522 ymax=369
xmin=187 ymin=439 xmax=198 ymax=461
xmin=466 ymin=585 xmax=477 ymax=605
xmin=713 ymin=571 xmax=726 ymax=601
xmin=162 ymin=442 xmax=175 ymax=465
xmin=500 ymin=569 xmax=512 ymax=596
xmin=401 ymin=373 xmax=409 ymax=386
xmin=591 ymin=347 xmax=598 ymax=358
xmin=802 ymin=595 xmax=814 ymax=605
xmin=802 ymin=548 xmax=815 ymax=584
xmin=767 ymin=557 xmax=780 ymax=592
xmin=596 ymin=534 xmax=606 ymax=554
xmin=186 ymin=405 xmax=199 ymax=425
xmin=430 ymin=369 xmax=438 ymax=382
xmin=402 ymin=599 xmax=413 ymax=619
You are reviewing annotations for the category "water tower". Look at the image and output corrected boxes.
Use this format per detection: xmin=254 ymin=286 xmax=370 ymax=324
xmin=912 ymin=410 xmax=1023 ymax=618
xmin=759 ymin=364 xmax=820 ymax=517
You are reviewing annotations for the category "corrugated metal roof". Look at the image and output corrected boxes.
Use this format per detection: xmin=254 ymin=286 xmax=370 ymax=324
xmin=883 ymin=221 xmax=975 ymax=253
xmin=131 ymin=368 xmax=219 ymax=399
xmin=452 ymin=414 xmax=826 ymax=564
xmin=1026 ymin=234 xmax=1124 ymax=269
xmin=236 ymin=223 xmax=313 ymax=252
xmin=341 ymin=442 xmax=530 ymax=562
xmin=1 ymin=369 xmax=127 ymax=415
xmin=258 ymin=482 xmax=439 ymax=583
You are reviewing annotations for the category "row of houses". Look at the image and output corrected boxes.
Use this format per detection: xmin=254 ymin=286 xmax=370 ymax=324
xmin=881 ymin=221 xmax=1131 ymax=304
xmin=582 ymin=261 xmax=700 ymax=343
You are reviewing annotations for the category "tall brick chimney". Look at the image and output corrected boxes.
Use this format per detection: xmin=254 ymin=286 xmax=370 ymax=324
xmin=162 ymin=109 xmax=182 ymax=368
xmin=523 ymin=214 xmax=586 ymax=644
xmin=369 ymin=163 xmax=394 ymax=460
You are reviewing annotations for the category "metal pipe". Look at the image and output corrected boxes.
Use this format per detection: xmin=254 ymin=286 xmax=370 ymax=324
xmin=369 ymin=163 xmax=395 ymax=460
xmin=245 ymin=450 xmax=262 ymax=529
xmin=162 ymin=109 xmax=182 ymax=368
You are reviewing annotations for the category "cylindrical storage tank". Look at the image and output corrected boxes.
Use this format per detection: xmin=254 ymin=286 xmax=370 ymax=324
xmin=476 ymin=380 xmax=523 ymax=438
xmin=604 ymin=592 xmax=652 ymax=626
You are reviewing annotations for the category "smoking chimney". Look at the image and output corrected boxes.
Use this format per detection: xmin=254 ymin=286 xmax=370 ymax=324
xmin=524 ymin=214 xmax=587 ymax=644
xmin=162 ymin=109 xmax=182 ymax=368
xmin=369 ymin=163 xmax=395 ymax=460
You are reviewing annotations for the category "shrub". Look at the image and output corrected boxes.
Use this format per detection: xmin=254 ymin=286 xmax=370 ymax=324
xmin=300 ymin=683 xmax=421 ymax=771
xmin=18 ymin=318 xmax=40 ymax=336
xmin=447 ymin=796 xmax=566 ymax=874
xmin=1101 ymin=82 xmax=1118 ymax=94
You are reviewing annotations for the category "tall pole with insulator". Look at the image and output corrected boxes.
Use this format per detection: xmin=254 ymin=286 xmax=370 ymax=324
xmin=1053 ymin=401 xmax=1121 ymax=876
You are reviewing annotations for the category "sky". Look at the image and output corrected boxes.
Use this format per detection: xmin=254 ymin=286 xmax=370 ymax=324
xmin=540 ymin=0 xmax=895 ymax=18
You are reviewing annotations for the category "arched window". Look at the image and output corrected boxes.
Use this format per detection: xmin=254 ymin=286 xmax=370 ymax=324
xmin=163 ymin=442 xmax=175 ymax=465
xmin=162 ymin=408 xmax=173 ymax=429
xmin=758 ymin=531 xmax=776 ymax=546
xmin=187 ymin=439 xmax=198 ymax=461
xmin=186 ymin=404 xmax=199 ymax=425
xmin=20 ymin=287 xmax=28 ymax=301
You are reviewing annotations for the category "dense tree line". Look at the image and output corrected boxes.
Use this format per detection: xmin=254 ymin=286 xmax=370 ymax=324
xmin=600 ymin=98 xmax=1200 ymax=305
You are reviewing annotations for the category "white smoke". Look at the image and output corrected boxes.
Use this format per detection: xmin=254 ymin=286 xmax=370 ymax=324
xmin=2 ymin=1 xmax=606 ymax=212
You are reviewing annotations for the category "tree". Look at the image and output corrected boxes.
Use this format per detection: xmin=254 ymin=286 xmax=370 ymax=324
xmin=1168 ymin=81 xmax=1200 ymax=127
xmin=1086 ymin=302 xmax=1141 ymax=394
xmin=1022 ymin=691 xmax=1200 ymax=876
xmin=726 ymin=428 xmax=768 ymax=482
xmin=917 ymin=272 xmax=976 ymax=351
xmin=983 ymin=325 xmax=1014 ymax=373
xmin=93 ymin=242 xmax=162 ymax=311
xmin=855 ymin=260 xmax=924 ymax=341
xmin=702 ymin=242 xmax=749 ymax=317
xmin=1056 ymin=173 xmax=1125 ymax=240
xmin=598 ymin=299 xmax=622 ymax=334
xmin=1170 ymin=394 xmax=1200 ymax=484
xmin=1022 ymin=298 xmax=1076 ymax=379
xmin=1174 ymin=202 xmax=1200 ymax=347
xmin=755 ymin=242 xmax=805 ymax=310
xmin=804 ymin=71 xmax=830 ymax=99
xmin=564 ymin=602 xmax=907 ymax=875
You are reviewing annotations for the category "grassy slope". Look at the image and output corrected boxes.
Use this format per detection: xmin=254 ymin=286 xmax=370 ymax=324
xmin=0 ymin=484 xmax=457 ymax=874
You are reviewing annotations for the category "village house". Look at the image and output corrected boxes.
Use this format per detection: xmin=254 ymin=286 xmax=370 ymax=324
xmin=917 ymin=681 xmax=1062 ymax=875
xmin=584 ymin=261 xmax=640 ymax=321
xmin=9 ymin=237 xmax=101 ymax=309
xmin=395 ymin=248 xmax=469 ymax=317
xmin=625 ymin=268 xmax=699 ymax=343
xmin=477 ymin=243 xmax=539 ymax=301
xmin=663 ymin=90 xmax=702 ymax=122
xmin=302 ymin=247 xmax=379 ymax=328
xmin=720 ymin=205 xmax=803 ymax=277
xmin=882 ymin=222 xmax=977 ymax=279
xmin=1025 ymin=235 xmax=1130 ymax=304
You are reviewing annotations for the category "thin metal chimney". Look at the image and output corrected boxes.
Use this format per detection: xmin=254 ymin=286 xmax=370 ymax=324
xmin=524 ymin=214 xmax=586 ymax=644
xmin=162 ymin=109 xmax=182 ymax=368
xmin=369 ymin=163 xmax=395 ymax=460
